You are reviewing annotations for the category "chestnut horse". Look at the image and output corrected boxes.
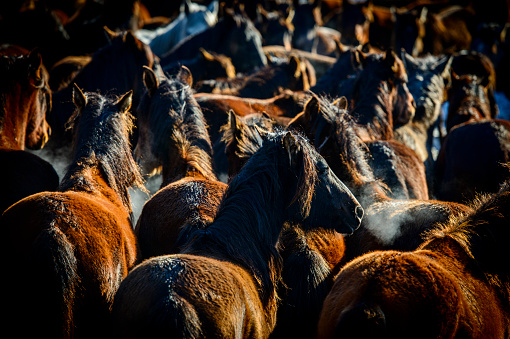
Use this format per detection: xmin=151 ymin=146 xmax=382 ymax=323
xmin=0 ymin=86 xmax=143 ymax=338
xmin=111 ymin=129 xmax=363 ymax=338
xmin=134 ymin=65 xmax=227 ymax=259
xmin=0 ymin=46 xmax=58 ymax=213
xmin=220 ymin=110 xmax=348 ymax=338
xmin=287 ymin=94 xmax=471 ymax=262
xmin=318 ymin=181 xmax=510 ymax=338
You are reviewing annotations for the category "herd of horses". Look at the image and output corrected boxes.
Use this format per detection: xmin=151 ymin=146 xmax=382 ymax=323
xmin=1 ymin=0 xmax=510 ymax=338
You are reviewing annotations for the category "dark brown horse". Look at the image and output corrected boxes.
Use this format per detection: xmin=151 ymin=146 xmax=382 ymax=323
xmin=159 ymin=10 xmax=267 ymax=74
xmin=0 ymin=86 xmax=143 ymax=338
xmin=318 ymin=180 xmax=510 ymax=338
xmin=0 ymin=46 xmax=58 ymax=213
xmin=287 ymin=94 xmax=471 ymax=262
xmin=194 ymin=54 xmax=313 ymax=98
xmin=219 ymin=110 xmax=349 ymax=338
xmin=394 ymin=52 xmax=452 ymax=195
xmin=445 ymin=50 xmax=498 ymax=133
xmin=111 ymin=129 xmax=363 ymax=338
xmin=134 ymin=65 xmax=227 ymax=259
xmin=47 ymin=30 xmax=157 ymax=152
xmin=435 ymin=119 xmax=510 ymax=204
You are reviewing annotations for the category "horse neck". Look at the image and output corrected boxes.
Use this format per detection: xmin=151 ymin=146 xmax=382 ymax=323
xmin=59 ymin=159 xmax=131 ymax=214
xmin=184 ymin=164 xmax=287 ymax=308
xmin=350 ymin=78 xmax=394 ymax=140
xmin=160 ymin=104 xmax=217 ymax=186
xmin=0 ymin=90 xmax=31 ymax=149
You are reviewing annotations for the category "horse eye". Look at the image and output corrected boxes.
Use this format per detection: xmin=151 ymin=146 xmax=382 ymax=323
xmin=317 ymin=161 xmax=329 ymax=175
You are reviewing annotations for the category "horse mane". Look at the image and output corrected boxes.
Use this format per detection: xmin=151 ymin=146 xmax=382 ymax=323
xmin=60 ymin=91 xmax=144 ymax=211
xmin=312 ymin=95 xmax=379 ymax=189
xmin=220 ymin=112 xmax=277 ymax=164
xmin=348 ymin=53 xmax=395 ymax=140
xmin=181 ymin=129 xmax=318 ymax=305
xmin=423 ymin=181 xmax=510 ymax=287
xmin=143 ymin=71 xmax=216 ymax=181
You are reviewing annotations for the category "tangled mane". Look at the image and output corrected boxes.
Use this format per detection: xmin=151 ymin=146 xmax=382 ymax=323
xmin=182 ymin=129 xmax=319 ymax=304
xmin=61 ymin=91 xmax=144 ymax=211
xmin=139 ymin=69 xmax=216 ymax=182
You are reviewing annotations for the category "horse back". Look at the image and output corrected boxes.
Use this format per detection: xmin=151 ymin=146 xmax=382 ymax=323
xmin=112 ymin=254 xmax=271 ymax=339
xmin=135 ymin=177 xmax=227 ymax=260
xmin=0 ymin=190 xmax=137 ymax=338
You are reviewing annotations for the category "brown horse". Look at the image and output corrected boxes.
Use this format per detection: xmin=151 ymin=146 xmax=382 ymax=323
xmin=435 ymin=119 xmax=510 ymax=204
xmin=445 ymin=50 xmax=498 ymax=133
xmin=134 ymin=65 xmax=227 ymax=259
xmin=0 ymin=86 xmax=143 ymax=338
xmin=111 ymin=129 xmax=363 ymax=338
xmin=220 ymin=110 xmax=348 ymax=338
xmin=318 ymin=181 xmax=510 ymax=338
xmin=194 ymin=54 xmax=313 ymax=98
xmin=0 ymin=46 xmax=58 ymax=213
xmin=394 ymin=52 xmax=452 ymax=196
xmin=287 ymin=94 xmax=471 ymax=262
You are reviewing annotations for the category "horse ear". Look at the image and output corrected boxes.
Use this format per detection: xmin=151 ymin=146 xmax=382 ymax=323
xmin=228 ymin=110 xmax=241 ymax=135
xmin=72 ymin=83 xmax=86 ymax=110
xmin=288 ymin=55 xmax=301 ymax=78
xmin=199 ymin=48 xmax=215 ymax=61
xmin=207 ymin=0 xmax=219 ymax=15
xmin=103 ymin=26 xmax=117 ymax=43
xmin=384 ymin=48 xmax=399 ymax=73
xmin=282 ymin=132 xmax=301 ymax=167
xmin=303 ymin=93 xmax=321 ymax=122
xmin=143 ymin=66 xmax=159 ymax=96
xmin=352 ymin=49 xmax=366 ymax=68
xmin=438 ymin=55 xmax=453 ymax=85
xmin=333 ymin=96 xmax=348 ymax=110
xmin=124 ymin=31 xmax=143 ymax=50
xmin=28 ymin=49 xmax=44 ymax=89
xmin=178 ymin=65 xmax=193 ymax=87
xmin=117 ymin=90 xmax=133 ymax=113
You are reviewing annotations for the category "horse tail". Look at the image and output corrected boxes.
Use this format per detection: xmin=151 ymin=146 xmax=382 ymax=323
xmin=334 ymin=301 xmax=386 ymax=338
xmin=32 ymin=226 xmax=79 ymax=338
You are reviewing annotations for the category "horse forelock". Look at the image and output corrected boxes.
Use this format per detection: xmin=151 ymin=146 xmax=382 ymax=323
xmin=62 ymin=92 xmax=143 ymax=210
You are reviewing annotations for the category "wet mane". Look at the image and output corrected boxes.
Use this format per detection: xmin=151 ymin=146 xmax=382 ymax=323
xmin=60 ymin=91 xmax=143 ymax=211
xmin=182 ymin=129 xmax=318 ymax=304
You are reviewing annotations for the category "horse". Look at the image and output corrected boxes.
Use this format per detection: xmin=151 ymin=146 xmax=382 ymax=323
xmin=318 ymin=180 xmax=510 ymax=338
xmin=134 ymin=0 xmax=219 ymax=57
xmin=290 ymin=0 xmax=341 ymax=57
xmin=195 ymin=89 xmax=307 ymax=150
xmin=311 ymin=47 xmax=415 ymax=141
xmin=287 ymin=94 xmax=471 ymax=263
xmin=254 ymin=4 xmax=294 ymax=49
xmin=435 ymin=119 xmax=510 ymax=204
xmin=219 ymin=109 xmax=349 ymax=338
xmin=194 ymin=54 xmax=312 ymax=98
xmin=133 ymin=65 xmax=228 ymax=260
xmin=161 ymin=48 xmax=236 ymax=85
xmin=445 ymin=50 xmax=498 ymax=133
xmin=159 ymin=10 xmax=267 ymax=74
xmin=0 ymin=85 xmax=143 ymax=338
xmin=0 ymin=46 xmax=58 ymax=213
xmin=394 ymin=52 xmax=452 ymax=195
xmin=47 ymin=29 xmax=158 ymax=154
xmin=111 ymin=128 xmax=363 ymax=339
